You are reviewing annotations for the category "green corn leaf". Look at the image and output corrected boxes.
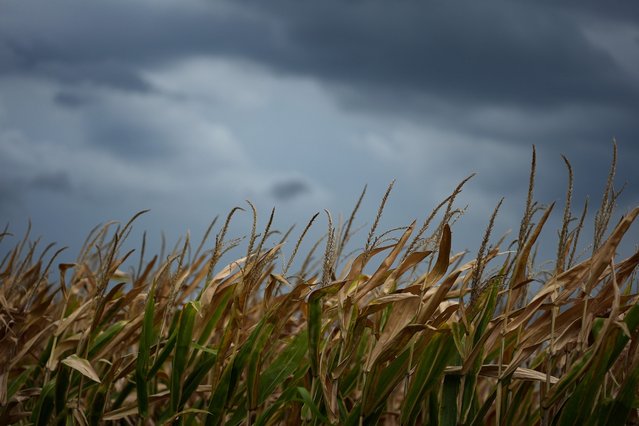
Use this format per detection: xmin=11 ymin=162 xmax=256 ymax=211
xmin=164 ymin=408 xmax=211 ymax=425
xmin=403 ymin=333 xmax=457 ymax=425
xmin=147 ymin=329 xmax=178 ymax=379
xmin=308 ymin=297 xmax=322 ymax=378
xmin=342 ymin=403 xmax=363 ymax=426
xmin=232 ymin=319 xmax=268 ymax=392
xmin=31 ymin=380 xmax=56 ymax=426
xmin=503 ymin=381 xmax=532 ymax=426
xmin=543 ymin=350 xmax=594 ymax=409
xmin=197 ymin=289 xmax=232 ymax=347
xmin=297 ymin=386 xmax=330 ymax=424
xmin=258 ymin=330 xmax=308 ymax=405
xmin=557 ymin=303 xmax=639 ymax=425
xmin=186 ymin=288 xmax=232 ymax=368
xmin=135 ymin=281 xmax=157 ymax=418
xmin=54 ymin=364 xmax=70 ymax=418
xmin=95 ymin=282 xmax=127 ymax=327
xmin=87 ymin=320 xmax=127 ymax=359
xmin=180 ymin=349 xmax=218 ymax=409
xmin=597 ymin=357 xmax=639 ymax=425
xmin=363 ymin=347 xmax=412 ymax=419
xmin=88 ymin=385 xmax=107 ymax=426
xmin=440 ymin=374 xmax=461 ymax=426
xmin=254 ymin=386 xmax=299 ymax=426
xmin=7 ymin=366 xmax=34 ymax=402
xmin=205 ymin=319 xmax=268 ymax=426
xmin=460 ymin=281 xmax=500 ymax=423
xmin=427 ymin=391 xmax=440 ymax=426
xmin=469 ymin=386 xmax=498 ymax=426
xmin=472 ymin=279 xmax=500 ymax=347
xmin=247 ymin=323 xmax=275 ymax=411
xmin=226 ymin=394 xmax=250 ymax=426
xmin=171 ymin=301 xmax=199 ymax=413
xmin=111 ymin=380 xmax=135 ymax=411
xmin=205 ymin=355 xmax=235 ymax=426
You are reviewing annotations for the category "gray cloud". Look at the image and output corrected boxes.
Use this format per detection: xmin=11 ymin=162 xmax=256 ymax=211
xmin=29 ymin=170 xmax=73 ymax=193
xmin=0 ymin=170 xmax=72 ymax=216
xmin=53 ymin=91 xmax=93 ymax=108
xmin=270 ymin=179 xmax=310 ymax=201
xmin=2 ymin=1 xmax=636 ymax=110
xmin=0 ymin=1 xmax=266 ymax=90
xmin=0 ymin=181 xmax=22 ymax=216
xmin=41 ymin=61 xmax=152 ymax=93
xmin=0 ymin=0 xmax=637 ymax=260
xmin=248 ymin=1 xmax=638 ymax=109
xmin=87 ymin=114 xmax=176 ymax=160
xmin=2 ymin=0 xmax=637 ymax=152
xmin=538 ymin=0 xmax=639 ymax=25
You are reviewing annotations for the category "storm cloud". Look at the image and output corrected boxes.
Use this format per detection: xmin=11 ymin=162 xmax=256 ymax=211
xmin=3 ymin=2 xmax=637 ymax=110
xmin=271 ymin=179 xmax=311 ymax=201
xmin=0 ymin=0 xmax=637 ymax=261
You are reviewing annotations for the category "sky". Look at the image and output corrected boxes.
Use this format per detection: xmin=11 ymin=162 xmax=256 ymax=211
xmin=1 ymin=0 xmax=638 ymax=269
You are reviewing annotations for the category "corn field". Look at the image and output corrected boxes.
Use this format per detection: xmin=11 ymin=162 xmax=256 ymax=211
xmin=1 ymin=146 xmax=639 ymax=425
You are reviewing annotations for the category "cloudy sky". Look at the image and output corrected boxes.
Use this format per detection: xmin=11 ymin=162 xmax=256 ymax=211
xmin=1 ymin=0 xmax=638 ymax=266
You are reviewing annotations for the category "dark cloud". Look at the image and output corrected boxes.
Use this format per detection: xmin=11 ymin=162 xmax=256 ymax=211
xmin=88 ymin=119 xmax=173 ymax=160
xmin=0 ymin=181 xmax=23 ymax=215
xmin=42 ymin=62 xmax=152 ymax=93
xmin=231 ymin=1 xmax=639 ymax=164
xmin=239 ymin=1 xmax=639 ymax=112
xmin=1 ymin=36 xmax=151 ymax=91
xmin=538 ymin=0 xmax=639 ymax=25
xmin=0 ymin=171 xmax=73 ymax=195
xmin=3 ymin=1 xmax=636 ymax=111
xmin=78 ymin=102 xmax=188 ymax=161
xmin=0 ymin=1 xmax=267 ymax=90
xmin=0 ymin=171 xmax=72 ymax=216
xmin=29 ymin=171 xmax=72 ymax=193
xmin=2 ymin=0 xmax=637 ymax=152
xmin=53 ymin=91 xmax=93 ymax=108
xmin=271 ymin=179 xmax=310 ymax=201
